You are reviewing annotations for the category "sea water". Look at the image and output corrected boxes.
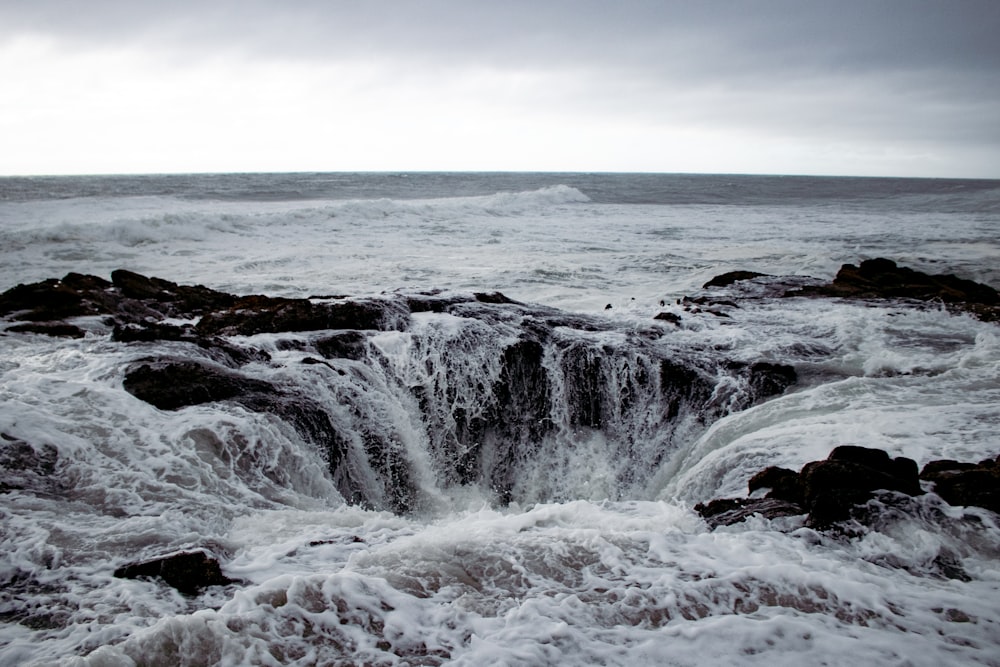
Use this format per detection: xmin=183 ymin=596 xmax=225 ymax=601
xmin=1 ymin=173 xmax=999 ymax=665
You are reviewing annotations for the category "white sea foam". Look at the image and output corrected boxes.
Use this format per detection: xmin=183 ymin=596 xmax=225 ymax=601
xmin=2 ymin=174 xmax=1000 ymax=665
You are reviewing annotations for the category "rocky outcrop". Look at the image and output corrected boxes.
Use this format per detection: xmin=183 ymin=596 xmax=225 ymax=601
xmin=699 ymin=258 xmax=1000 ymax=321
xmin=920 ymin=456 xmax=1000 ymax=514
xmin=697 ymin=446 xmax=999 ymax=530
xmin=792 ymin=258 xmax=999 ymax=321
xmin=0 ymin=270 xmax=409 ymax=339
xmin=195 ymin=295 xmax=409 ymax=337
xmin=4 ymin=270 xmax=798 ymax=513
xmin=122 ymin=358 xmax=351 ymax=482
xmin=113 ymin=550 xmax=236 ymax=596
xmin=801 ymin=258 xmax=998 ymax=304
xmin=702 ymin=271 xmax=768 ymax=289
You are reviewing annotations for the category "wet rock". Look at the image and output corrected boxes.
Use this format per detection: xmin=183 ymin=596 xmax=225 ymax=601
xmin=7 ymin=322 xmax=86 ymax=338
xmin=122 ymin=358 xmax=352 ymax=498
xmin=921 ymin=456 xmax=1000 ymax=514
xmin=695 ymin=497 xmax=804 ymax=528
xmin=123 ymin=360 xmax=273 ymax=410
xmin=474 ymin=291 xmax=519 ymax=305
xmin=113 ymin=550 xmax=235 ymax=595
xmin=660 ymin=359 xmax=714 ymax=421
xmin=110 ymin=269 xmax=236 ymax=317
xmin=748 ymin=466 xmax=803 ymax=505
xmin=653 ymin=311 xmax=682 ymax=325
xmin=111 ymin=322 xmax=268 ymax=366
xmin=727 ymin=362 xmax=797 ymax=410
xmin=701 ymin=445 xmax=923 ymax=529
xmin=0 ymin=274 xmax=110 ymax=321
xmin=315 ymin=330 xmax=369 ymax=360
xmin=703 ymin=271 xmax=769 ymax=288
xmin=790 ymin=258 xmax=1000 ymax=320
xmin=799 ymin=446 xmax=921 ymax=527
xmin=195 ymin=295 xmax=409 ymax=336
xmin=0 ymin=271 xmax=237 ymax=331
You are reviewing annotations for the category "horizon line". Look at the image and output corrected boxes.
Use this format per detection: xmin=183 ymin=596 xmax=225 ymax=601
xmin=2 ymin=169 xmax=998 ymax=182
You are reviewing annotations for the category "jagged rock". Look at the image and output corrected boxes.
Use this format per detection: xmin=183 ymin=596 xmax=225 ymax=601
xmin=660 ymin=359 xmax=714 ymax=421
xmin=110 ymin=269 xmax=236 ymax=317
xmin=121 ymin=358 xmax=358 ymax=503
xmin=315 ymin=330 xmax=369 ymax=360
xmin=0 ymin=274 xmax=111 ymax=322
xmin=113 ymin=550 xmax=235 ymax=595
xmin=699 ymin=445 xmax=923 ymax=529
xmin=704 ymin=447 xmax=1000 ymax=530
xmin=748 ymin=466 xmax=803 ymax=505
xmin=7 ymin=322 xmax=86 ymax=338
xmin=799 ymin=446 xmax=921 ymax=527
xmin=727 ymin=362 xmax=797 ymax=411
xmin=3 ymin=269 xmax=815 ymax=515
xmin=111 ymin=322 xmax=268 ymax=366
xmin=694 ymin=497 xmax=803 ymax=528
xmin=790 ymin=258 xmax=1000 ymax=321
xmin=474 ymin=291 xmax=519 ymax=304
xmin=123 ymin=360 xmax=273 ymax=410
xmin=653 ymin=311 xmax=682 ymax=325
xmin=195 ymin=295 xmax=409 ymax=336
xmin=703 ymin=271 xmax=768 ymax=288
xmin=0 ymin=271 xmax=237 ymax=332
xmin=921 ymin=456 xmax=1000 ymax=514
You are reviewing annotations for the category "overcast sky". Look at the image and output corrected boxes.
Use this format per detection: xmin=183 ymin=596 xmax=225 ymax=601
xmin=2 ymin=1 xmax=998 ymax=177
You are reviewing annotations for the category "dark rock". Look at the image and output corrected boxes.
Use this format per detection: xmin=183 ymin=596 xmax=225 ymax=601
xmin=748 ymin=466 xmax=803 ymax=505
xmin=653 ymin=311 xmax=682 ymax=325
xmin=799 ymin=447 xmax=922 ymax=527
xmin=481 ymin=338 xmax=553 ymax=501
xmin=7 ymin=322 xmax=86 ymax=338
xmin=660 ymin=359 xmax=713 ymax=421
xmin=827 ymin=445 xmax=922 ymax=496
xmin=920 ymin=459 xmax=979 ymax=478
xmin=695 ymin=497 xmax=804 ymax=528
xmin=122 ymin=358 xmax=353 ymax=500
xmin=0 ymin=271 xmax=237 ymax=331
xmin=110 ymin=269 xmax=236 ymax=316
xmin=700 ymin=446 xmax=929 ymax=531
xmin=789 ymin=258 xmax=1000 ymax=320
xmin=123 ymin=360 xmax=273 ymax=410
xmin=474 ymin=291 xmax=519 ymax=304
xmin=113 ymin=550 xmax=235 ymax=595
xmin=0 ymin=276 xmax=108 ymax=321
xmin=703 ymin=271 xmax=768 ymax=289
xmin=729 ymin=362 xmax=797 ymax=410
xmin=112 ymin=321 xmax=194 ymax=343
xmin=921 ymin=457 xmax=1000 ymax=514
xmin=195 ymin=295 xmax=408 ymax=336
xmin=315 ymin=330 xmax=368 ymax=360
xmin=112 ymin=322 xmax=269 ymax=367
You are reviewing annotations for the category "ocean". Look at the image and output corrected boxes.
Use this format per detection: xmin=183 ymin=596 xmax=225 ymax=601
xmin=1 ymin=172 xmax=999 ymax=665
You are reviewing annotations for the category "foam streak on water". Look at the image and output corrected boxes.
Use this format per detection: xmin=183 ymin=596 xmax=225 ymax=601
xmin=1 ymin=173 xmax=1000 ymax=665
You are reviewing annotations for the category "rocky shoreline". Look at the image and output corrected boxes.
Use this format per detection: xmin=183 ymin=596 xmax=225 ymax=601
xmin=2 ymin=259 xmax=998 ymax=595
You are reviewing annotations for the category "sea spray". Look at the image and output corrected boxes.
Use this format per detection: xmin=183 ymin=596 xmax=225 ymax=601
xmin=2 ymin=173 xmax=1000 ymax=665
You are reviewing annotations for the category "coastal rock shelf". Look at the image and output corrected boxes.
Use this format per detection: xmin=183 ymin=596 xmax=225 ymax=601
xmin=696 ymin=445 xmax=1000 ymax=530
xmin=2 ymin=267 xmax=802 ymax=513
xmin=2 ymin=259 xmax=998 ymax=516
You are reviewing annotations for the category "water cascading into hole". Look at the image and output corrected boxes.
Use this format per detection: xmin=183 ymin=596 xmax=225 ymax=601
xmin=307 ymin=308 xmax=796 ymax=513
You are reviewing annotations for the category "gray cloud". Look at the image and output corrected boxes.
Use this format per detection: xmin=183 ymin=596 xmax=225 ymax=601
xmin=2 ymin=0 xmax=998 ymax=176
xmin=4 ymin=1 xmax=997 ymax=71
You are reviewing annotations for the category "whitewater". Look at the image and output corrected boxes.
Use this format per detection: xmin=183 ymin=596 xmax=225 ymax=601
xmin=1 ymin=172 xmax=999 ymax=666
